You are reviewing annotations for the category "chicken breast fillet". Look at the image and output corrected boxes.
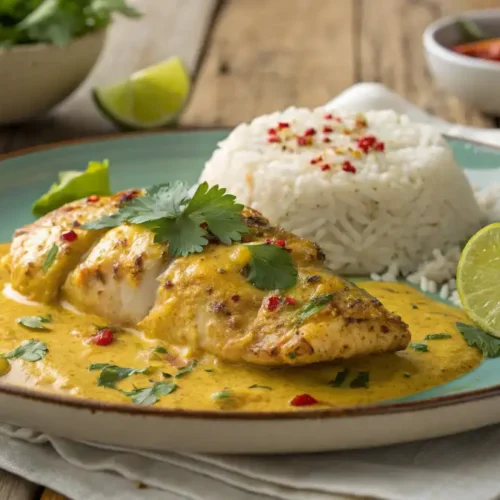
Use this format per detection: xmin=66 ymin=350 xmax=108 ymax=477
xmin=5 ymin=192 xmax=410 ymax=366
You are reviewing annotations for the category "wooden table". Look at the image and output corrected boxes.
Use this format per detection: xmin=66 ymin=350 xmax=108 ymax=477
xmin=0 ymin=0 xmax=497 ymax=498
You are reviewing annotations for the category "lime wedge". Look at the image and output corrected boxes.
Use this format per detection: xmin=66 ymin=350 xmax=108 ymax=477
xmin=93 ymin=57 xmax=190 ymax=129
xmin=456 ymin=223 xmax=500 ymax=337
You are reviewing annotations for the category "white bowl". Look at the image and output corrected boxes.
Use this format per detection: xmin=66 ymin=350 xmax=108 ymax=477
xmin=423 ymin=9 xmax=500 ymax=115
xmin=0 ymin=29 xmax=106 ymax=125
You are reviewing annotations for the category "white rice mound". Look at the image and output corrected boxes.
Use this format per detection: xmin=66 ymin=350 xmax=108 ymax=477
xmin=200 ymin=107 xmax=485 ymax=276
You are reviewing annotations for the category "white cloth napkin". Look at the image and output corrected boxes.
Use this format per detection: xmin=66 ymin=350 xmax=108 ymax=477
xmin=3 ymin=83 xmax=500 ymax=500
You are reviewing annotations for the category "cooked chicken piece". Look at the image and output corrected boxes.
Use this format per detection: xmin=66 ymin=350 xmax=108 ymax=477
xmin=62 ymin=225 xmax=169 ymax=325
xmin=6 ymin=195 xmax=410 ymax=366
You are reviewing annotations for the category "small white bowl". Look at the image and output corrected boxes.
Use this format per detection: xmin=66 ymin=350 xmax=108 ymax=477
xmin=0 ymin=29 xmax=106 ymax=125
xmin=423 ymin=9 xmax=500 ymax=115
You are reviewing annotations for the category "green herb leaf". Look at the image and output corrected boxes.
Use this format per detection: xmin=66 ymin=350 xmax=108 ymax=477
xmin=16 ymin=314 xmax=52 ymax=331
xmin=245 ymin=244 xmax=297 ymax=290
xmin=162 ymin=372 xmax=172 ymax=378
xmin=42 ymin=244 xmax=58 ymax=272
xmin=32 ymin=160 xmax=111 ymax=216
xmin=349 ymin=371 xmax=369 ymax=388
xmin=424 ymin=333 xmax=452 ymax=340
xmin=211 ymin=387 xmax=231 ymax=400
xmin=328 ymin=368 xmax=349 ymax=387
xmin=89 ymin=363 xmax=149 ymax=388
xmin=152 ymin=346 xmax=168 ymax=354
xmin=84 ymin=182 xmax=248 ymax=257
xmin=174 ymin=360 xmax=198 ymax=379
xmin=288 ymin=352 xmax=297 ymax=360
xmin=456 ymin=322 xmax=500 ymax=358
xmin=248 ymin=384 xmax=272 ymax=390
xmin=2 ymin=340 xmax=48 ymax=362
xmin=410 ymin=342 xmax=428 ymax=352
xmin=204 ymin=369 xmax=215 ymax=373
xmin=457 ymin=19 xmax=487 ymax=43
xmin=403 ymin=372 xmax=412 ymax=378
xmin=124 ymin=381 xmax=178 ymax=406
xmin=296 ymin=293 xmax=334 ymax=324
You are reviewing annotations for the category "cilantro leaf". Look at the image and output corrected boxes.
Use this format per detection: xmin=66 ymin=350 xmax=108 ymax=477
xmin=456 ymin=322 xmax=500 ymax=358
xmin=245 ymin=244 xmax=297 ymax=290
xmin=124 ymin=381 xmax=178 ymax=406
xmin=349 ymin=371 xmax=369 ymax=388
xmin=2 ymin=340 xmax=48 ymax=362
xmin=174 ymin=360 xmax=198 ymax=379
xmin=89 ymin=363 xmax=149 ymax=388
xmin=184 ymin=183 xmax=248 ymax=244
xmin=296 ymin=293 xmax=334 ymax=324
xmin=248 ymin=384 xmax=272 ymax=390
xmin=42 ymin=244 xmax=58 ymax=272
xmin=410 ymin=342 xmax=428 ymax=352
xmin=153 ymin=215 xmax=208 ymax=256
xmin=17 ymin=314 xmax=52 ymax=331
xmin=328 ymin=368 xmax=349 ymax=387
xmin=211 ymin=387 xmax=231 ymax=400
xmin=424 ymin=333 xmax=452 ymax=340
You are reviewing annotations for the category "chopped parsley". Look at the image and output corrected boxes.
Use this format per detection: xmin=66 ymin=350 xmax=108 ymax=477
xmin=2 ymin=340 xmax=48 ymax=362
xmin=42 ymin=244 xmax=58 ymax=272
xmin=204 ymin=369 xmax=215 ymax=373
xmin=152 ymin=346 xmax=168 ymax=354
xmin=288 ymin=352 xmax=297 ymax=360
xmin=456 ymin=322 xmax=500 ymax=358
xmin=349 ymin=371 xmax=370 ymax=388
xmin=174 ymin=360 xmax=198 ymax=379
xmin=328 ymin=368 xmax=349 ymax=387
xmin=410 ymin=342 xmax=428 ymax=352
xmin=424 ymin=333 xmax=452 ymax=340
xmin=211 ymin=387 xmax=231 ymax=400
xmin=17 ymin=314 xmax=52 ymax=331
xmin=296 ymin=293 xmax=334 ymax=324
xmin=89 ymin=363 xmax=149 ymax=388
xmin=162 ymin=372 xmax=172 ymax=378
xmin=245 ymin=244 xmax=297 ymax=290
xmin=403 ymin=372 xmax=412 ymax=378
xmin=248 ymin=384 xmax=272 ymax=390
xmin=124 ymin=382 xmax=178 ymax=406
xmin=83 ymin=182 xmax=248 ymax=257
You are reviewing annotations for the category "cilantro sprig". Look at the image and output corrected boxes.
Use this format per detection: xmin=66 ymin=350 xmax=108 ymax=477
xmin=83 ymin=182 xmax=249 ymax=257
xmin=2 ymin=340 xmax=48 ymax=362
xmin=456 ymin=322 xmax=500 ymax=358
xmin=89 ymin=363 xmax=149 ymax=388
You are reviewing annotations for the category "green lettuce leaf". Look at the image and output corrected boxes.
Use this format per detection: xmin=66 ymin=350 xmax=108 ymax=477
xmin=32 ymin=159 xmax=111 ymax=217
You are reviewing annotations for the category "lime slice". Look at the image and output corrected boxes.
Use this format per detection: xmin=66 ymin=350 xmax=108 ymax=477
xmin=456 ymin=222 xmax=500 ymax=337
xmin=93 ymin=57 xmax=190 ymax=129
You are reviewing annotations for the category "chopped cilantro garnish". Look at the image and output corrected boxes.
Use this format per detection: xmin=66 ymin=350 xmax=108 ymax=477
xmin=410 ymin=342 xmax=428 ymax=352
xmin=424 ymin=333 xmax=452 ymax=340
xmin=124 ymin=382 xmax=178 ymax=406
xmin=89 ymin=363 xmax=149 ymax=388
xmin=162 ymin=372 xmax=172 ymax=378
xmin=2 ymin=340 xmax=48 ymax=362
xmin=42 ymin=244 xmax=58 ymax=272
xmin=456 ymin=322 xmax=500 ymax=358
xmin=288 ymin=352 xmax=297 ymax=360
xmin=83 ymin=182 xmax=248 ymax=257
xmin=296 ymin=293 xmax=334 ymax=324
xmin=245 ymin=244 xmax=297 ymax=290
xmin=17 ymin=314 xmax=52 ymax=331
xmin=248 ymin=384 xmax=272 ymax=390
xmin=403 ymin=372 xmax=412 ymax=378
xmin=349 ymin=371 xmax=369 ymax=388
xmin=152 ymin=346 xmax=168 ymax=354
xmin=204 ymin=369 xmax=215 ymax=373
xmin=174 ymin=360 xmax=198 ymax=379
xmin=211 ymin=387 xmax=231 ymax=400
xmin=328 ymin=368 xmax=349 ymax=387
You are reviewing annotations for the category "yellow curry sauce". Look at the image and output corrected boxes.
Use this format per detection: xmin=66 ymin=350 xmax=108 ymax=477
xmin=0 ymin=244 xmax=481 ymax=411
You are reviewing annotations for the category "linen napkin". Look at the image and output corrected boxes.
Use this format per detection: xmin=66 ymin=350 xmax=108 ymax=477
xmin=2 ymin=83 xmax=500 ymax=500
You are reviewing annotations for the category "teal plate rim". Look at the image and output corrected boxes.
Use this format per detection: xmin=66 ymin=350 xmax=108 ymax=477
xmin=0 ymin=129 xmax=499 ymax=419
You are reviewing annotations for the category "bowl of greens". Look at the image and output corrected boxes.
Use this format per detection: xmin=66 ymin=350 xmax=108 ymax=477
xmin=0 ymin=0 xmax=140 ymax=125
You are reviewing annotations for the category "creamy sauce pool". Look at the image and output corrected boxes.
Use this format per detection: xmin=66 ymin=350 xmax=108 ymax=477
xmin=0 ymin=244 xmax=481 ymax=411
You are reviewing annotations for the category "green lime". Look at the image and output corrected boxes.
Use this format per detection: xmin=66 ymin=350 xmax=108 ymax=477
xmin=92 ymin=57 xmax=190 ymax=129
xmin=456 ymin=222 xmax=500 ymax=337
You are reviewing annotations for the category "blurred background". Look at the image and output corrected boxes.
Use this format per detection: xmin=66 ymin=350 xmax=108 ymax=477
xmin=0 ymin=0 xmax=499 ymax=154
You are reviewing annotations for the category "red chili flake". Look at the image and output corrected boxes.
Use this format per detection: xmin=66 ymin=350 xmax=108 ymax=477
xmin=119 ymin=190 xmax=140 ymax=203
xmin=342 ymin=161 xmax=357 ymax=174
xmin=334 ymin=117 xmax=343 ymax=123
xmin=322 ymin=126 xmax=333 ymax=133
xmin=297 ymin=136 xmax=307 ymax=146
xmin=285 ymin=296 xmax=296 ymax=305
xmin=61 ymin=230 xmax=78 ymax=242
xmin=268 ymin=128 xmax=277 ymax=135
xmin=275 ymin=239 xmax=286 ymax=248
xmin=268 ymin=136 xmax=281 ymax=143
xmin=87 ymin=195 xmax=100 ymax=203
xmin=357 ymin=135 xmax=377 ymax=153
xmin=92 ymin=328 xmax=114 ymax=346
xmin=323 ymin=137 xmax=331 ymax=143
xmin=304 ymin=127 xmax=316 ymax=136
xmin=231 ymin=294 xmax=240 ymax=302
xmin=321 ymin=164 xmax=331 ymax=171
xmin=266 ymin=295 xmax=280 ymax=312
xmin=374 ymin=141 xmax=385 ymax=152
xmin=290 ymin=394 xmax=318 ymax=406
xmin=324 ymin=113 xmax=333 ymax=119
xmin=278 ymin=122 xmax=290 ymax=129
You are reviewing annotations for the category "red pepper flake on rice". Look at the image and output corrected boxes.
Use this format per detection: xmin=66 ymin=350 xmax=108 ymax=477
xmin=342 ymin=161 xmax=356 ymax=174
xmin=321 ymin=164 xmax=331 ymax=171
xmin=268 ymin=136 xmax=281 ymax=143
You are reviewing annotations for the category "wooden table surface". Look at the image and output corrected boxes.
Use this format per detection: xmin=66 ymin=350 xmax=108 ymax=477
xmin=0 ymin=0 xmax=497 ymax=498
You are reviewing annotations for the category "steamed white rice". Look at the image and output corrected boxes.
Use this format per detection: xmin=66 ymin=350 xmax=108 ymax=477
xmin=200 ymin=107 xmax=485 ymax=277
